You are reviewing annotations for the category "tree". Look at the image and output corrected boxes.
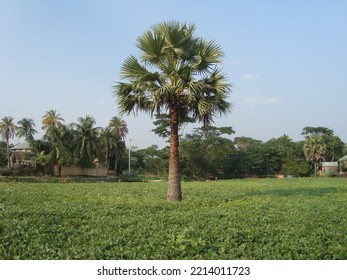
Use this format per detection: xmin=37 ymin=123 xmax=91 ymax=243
xmin=325 ymin=135 xmax=345 ymax=162
xmin=232 ymin=137 xmax=265 ymax=177
xmin=108 ymin=117 xmax=128 ymax=173
xmin=181 ymin=126 xmax=234 ymax=179
xmin=17 ymin=118 xmax=37 ymax=141
xmin=114 ymin=21 xmax=232 ymax=201
xmin=281 ymin=141 xmax=310 ymax=177
xmin=302 ymin=126 xmax=344 ymax=162
xmin=99 ymin=127 xmax=118 ymax=168
xmin=108 ymin=117 xmax=128 ymax=140
xmin=72 ymin=115 xmax=101 ymax=166
xmin=37 ymin=125 xmax=74 ymax=174
xmin=47 ymin=125 xmax=73 ymax=166
xmin=282 ymin=154 xmax=310 ymax=177
xmin=301 ymin=126 xmax=334 ymax=137
xmin=303 ymin=135 xmax=327 ymax=176
xmin=0 ymin=141 xmax=8 ymax=167
xmin=152 ymin=113 xmax=194 ymax=141
xmin=42 ymin=110 xmax=65 ymax=132
xmin=135 ymin=145 xmax=168 ymax=176
xmin=0 ymin=116 xmax=17 ymax=168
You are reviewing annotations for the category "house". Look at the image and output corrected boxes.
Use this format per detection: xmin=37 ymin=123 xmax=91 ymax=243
xmin=10 ymin=142 xmax=36 ymax=168
xmin=321 ymin=162 xmax=339 ymax=175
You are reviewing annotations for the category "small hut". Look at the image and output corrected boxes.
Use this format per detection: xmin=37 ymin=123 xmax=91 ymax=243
xmin=10 ymin=142 xmax=36 ymax=168
xmin=321 ymin=162 xmax=339 ymax=175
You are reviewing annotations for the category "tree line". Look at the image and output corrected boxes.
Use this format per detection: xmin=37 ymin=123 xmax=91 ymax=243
xmin=0 ymin=112 xmax=346 ymax=178
xmin=129 ymin=124 xmax=346 ymax=179
xmin=0 ymin=110 xmax=128 ymax=175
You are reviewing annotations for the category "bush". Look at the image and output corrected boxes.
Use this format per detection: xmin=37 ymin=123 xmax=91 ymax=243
xmin=0 ymin=167 xmax=15 ymax=176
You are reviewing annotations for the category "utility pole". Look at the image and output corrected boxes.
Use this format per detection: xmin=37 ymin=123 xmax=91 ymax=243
xmin=128 ymin=138 xmax=132 ymax=174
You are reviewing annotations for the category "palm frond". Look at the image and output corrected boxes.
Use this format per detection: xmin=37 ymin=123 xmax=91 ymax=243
xmin=136 ymin=31 xmax=165 ymax=66
xmin=120 ymin=56 xmax=149 ymax=80
xmin=192 ymin=39 xmax=224 ymax=74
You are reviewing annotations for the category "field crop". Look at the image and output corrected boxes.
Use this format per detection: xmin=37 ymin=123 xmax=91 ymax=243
xmin=0 ymin=178 xmax=346 ymax=260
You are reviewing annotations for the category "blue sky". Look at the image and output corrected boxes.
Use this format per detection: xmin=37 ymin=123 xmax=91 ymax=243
xmin=1 ymin=0 xmax=346 ymax=148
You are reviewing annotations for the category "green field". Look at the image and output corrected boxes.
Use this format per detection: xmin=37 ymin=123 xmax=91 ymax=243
xmin=0 ymin=178 xmax=346 ymax=260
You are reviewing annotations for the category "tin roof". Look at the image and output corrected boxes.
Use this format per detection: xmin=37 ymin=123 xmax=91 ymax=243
xmin=10 ymin=142 xmax=32 ymax=151
xmin=322 ymin=162 xmax=338 ymax=167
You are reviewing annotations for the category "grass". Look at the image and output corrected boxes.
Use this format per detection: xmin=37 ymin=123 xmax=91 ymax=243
xmin=0 ymin=178 xmax=346 ymax=260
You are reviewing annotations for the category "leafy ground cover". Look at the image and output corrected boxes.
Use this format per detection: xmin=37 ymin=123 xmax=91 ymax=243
xmin=0 ymin=178 xmax=346 ymax=259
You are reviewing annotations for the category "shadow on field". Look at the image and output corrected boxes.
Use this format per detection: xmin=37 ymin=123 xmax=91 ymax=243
xmin=246 ymin=187 xmax=345 ymax=198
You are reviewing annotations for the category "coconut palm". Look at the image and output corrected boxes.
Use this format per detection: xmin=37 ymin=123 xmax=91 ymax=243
xmin=114 ymin=21 xmax=232 ymax=201
xmin=72 ymin=115 xmax=101 ymax=166
xmin=108 ymin=116 xmax=128 ymax=140
xmin=108 ymin=117 xmax=128 ymax=173
xmin=47 ymin=126 xmax=73 ymax=166
xmin=303 ymin=135 xmax=327 ymax=176
xmin=0 ymin=116 xmax=17 ymax=168
xmin=99 ymin=127 xmax=118 ymax=168
xmin=42 ymin=110 xmax=64 ymax=132
xmin=17 ymin=118 xmax=37 ymax=141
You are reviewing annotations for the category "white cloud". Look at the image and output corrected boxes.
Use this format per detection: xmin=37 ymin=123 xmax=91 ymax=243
xmin=223 ymin=58 xmax=243 ymax=66
xmin=243 ymin=97 xmax=257 ymax=109
xmin=243 ymin=96 xmax=283 ymax=108
xmin=242 ymin=73 xmax=260 ymax=80
xmin=243 ymin=97 xmax=257 ymax=104
xmin=260 ymin=97 xmax=283 ymax=104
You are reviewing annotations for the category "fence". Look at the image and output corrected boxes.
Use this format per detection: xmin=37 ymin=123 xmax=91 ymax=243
xmin=54 ymin=165 xmax=108 ymax=177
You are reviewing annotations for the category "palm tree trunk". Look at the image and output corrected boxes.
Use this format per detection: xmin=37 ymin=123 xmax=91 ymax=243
xmin=114 ymin=158 xmax=118 ymax=174
xmin=167 ymin=105 xmax=182 ymax=202
xmin=6 ymin=140 xmax=11 ymax=169
xmin=314 ymin=161 xmax=319 ymax=177
xmin=105 ymin=150 xmax=109 ymax=169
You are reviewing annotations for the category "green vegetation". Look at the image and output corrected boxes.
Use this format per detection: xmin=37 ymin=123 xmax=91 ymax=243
xmin=1 ymin=178 xmax=346 ymax=259
xmin=0 ymin=112 xmax=128 ymax=176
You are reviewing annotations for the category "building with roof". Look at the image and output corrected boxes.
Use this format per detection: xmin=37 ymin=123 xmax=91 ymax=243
xmin=321 ymin=162 xmax=339 ymax=175
xmin=10 ymin=142 xmax=36 ymax=168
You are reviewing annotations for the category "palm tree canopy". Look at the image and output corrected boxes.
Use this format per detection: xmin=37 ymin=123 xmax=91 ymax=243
xmin=0 ymin=116 xmax=17 ymax=144
xmin=17 ymin=118 xmax=37 ymax=141
xmin=100 ymin=127 xmax=117 ymax=150
xmin=72 ymin=115 xmax=101 ymax=165
xmin=45 ymin=125 xmax=73 ymax=165
xmin=108 ymin=116 xmax=128 ymax=140
xmin=303 ymin=135 xmax=327 ymax=162
xmin=42 ymin=110 xmax=65 ymax=130
xmin=114 ymin=21 xmax=232 ymax=124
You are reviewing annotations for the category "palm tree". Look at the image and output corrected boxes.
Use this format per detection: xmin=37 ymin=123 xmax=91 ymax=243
xmin=108 ymin=117 xmax=128 ymax=173
xmin=0 ymin=116 xmax=17 ymax=168
xmin=108 ymin=117 xmax=128 ymax=140
xmin=114 ymin=21 xmax=232 ymax=201
xmin=17 ymin=118 xmax=37 ymax=141
xmin=42 ymin=110 xmax=64 ymax=132
xmin=99 ymin=127 xmax=117 ymax=168
xmin=46 ymin=126 xmax=73 ymax=165
xmin=72 ymin=115 xmax=101 ymax=166
xmin=36 ymin=125 xmax=73 ymax=175
xmin=303 ymin=135 xmax=327 ymax=176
